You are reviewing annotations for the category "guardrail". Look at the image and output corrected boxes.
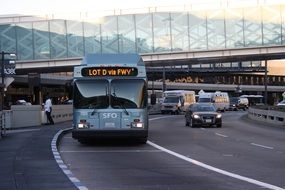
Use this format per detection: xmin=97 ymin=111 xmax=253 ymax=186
xmin=4 ymin=105 xmax=73 ymax=128
xmin=248 ymin=106 xmax=285 ymax=126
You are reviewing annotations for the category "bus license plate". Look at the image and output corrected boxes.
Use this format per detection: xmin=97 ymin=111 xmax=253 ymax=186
xmin=105 ymin=122 xmax=115 ymax=128
xmin=205 ymin=119 xmax=212 ymax=123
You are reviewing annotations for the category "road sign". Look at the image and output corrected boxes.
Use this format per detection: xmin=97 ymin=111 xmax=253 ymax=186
xmin=0 ymin=59 xmax=16 ymax=76
xmin=0 ymin=77 xmax=14 ymax=89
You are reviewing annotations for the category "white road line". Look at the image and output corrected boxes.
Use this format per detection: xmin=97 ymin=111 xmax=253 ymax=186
xmin=149 ymin=116 xmax=177 ymax=121
xmin=250 ymin=143 xmax=274 ymax=150
xmin=147 ymin=141 xmax=285 ymax=190
xmin=60 ymin=150 xmax=162 ymax=153
xmin=215 ymin=133 xmax=228 ymax=138
xmin=7 ymin=128 xmax=41 ymax=134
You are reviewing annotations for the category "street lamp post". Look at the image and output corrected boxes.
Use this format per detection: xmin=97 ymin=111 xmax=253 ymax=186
xmin=0 ymin=51 xmax=16 ymax=137
xmin=1 ymin=51 xmax=5 ymax=112
xmin=1 ymin=51 xmax=16 ymax=111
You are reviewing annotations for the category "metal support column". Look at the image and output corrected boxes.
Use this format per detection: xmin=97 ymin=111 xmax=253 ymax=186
xmin=264 ymin=60 xmax=268 ymax=106
xmin=162 ymin=66 xmax=166 ymax=92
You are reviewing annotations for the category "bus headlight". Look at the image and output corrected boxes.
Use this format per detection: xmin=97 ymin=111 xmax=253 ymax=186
xmin=77 ymin=120 xmax=90 ymax=129
xmin=131 ymin=122 xmax=143 ymax=128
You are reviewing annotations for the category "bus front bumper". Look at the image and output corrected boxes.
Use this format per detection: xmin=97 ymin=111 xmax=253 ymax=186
xmin=72 ymin=129 xmax=148 ymax=140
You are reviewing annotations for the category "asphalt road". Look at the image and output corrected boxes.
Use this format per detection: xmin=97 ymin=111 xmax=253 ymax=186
xmin=58 ymin=111 xmax=285 ymax=190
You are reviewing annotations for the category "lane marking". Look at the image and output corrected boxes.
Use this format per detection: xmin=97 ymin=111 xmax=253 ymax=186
xmin=149 ymin=115 xmax=284 ymax=189
xmin=250 ymin=143 xmax=274 ymax=150
xmin=52 ymin=128 xmax=89 ymax=190
xmin=60 ymin=150 xmax=162 ymax=153
xmin=147 ymin=140 xmax=284 ymax=190
xmin=215 ymin=133 xmax=228 ymax=138
xmin=7 ymin=128 xmax=41 ymax=134
xmin=149 ymin=115 xmax=177 ymax=121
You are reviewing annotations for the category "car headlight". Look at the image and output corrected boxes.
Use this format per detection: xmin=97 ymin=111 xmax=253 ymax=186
xmin=216 ymin=114 xmax=222 ymax=118
xmin=193 ymin=114 xmax=200 ymax=119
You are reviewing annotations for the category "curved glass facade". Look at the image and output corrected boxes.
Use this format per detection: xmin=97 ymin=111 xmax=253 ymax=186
xmin=0 ymin=4 xmax=284 ymax=61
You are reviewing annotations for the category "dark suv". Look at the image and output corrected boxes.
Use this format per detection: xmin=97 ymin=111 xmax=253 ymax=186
xmin=229 ymin=97 xmax=248 ymax=111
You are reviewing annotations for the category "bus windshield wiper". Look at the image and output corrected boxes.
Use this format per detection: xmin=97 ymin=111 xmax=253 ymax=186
xmin=112 ymin=92 xmax=129 ymax=115
xmin=91 ymin=87 xmax=108 ymax=116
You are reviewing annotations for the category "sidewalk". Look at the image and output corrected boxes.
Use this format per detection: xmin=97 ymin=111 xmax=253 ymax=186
xmin=0 ymin=122 xmax=77 ymax=190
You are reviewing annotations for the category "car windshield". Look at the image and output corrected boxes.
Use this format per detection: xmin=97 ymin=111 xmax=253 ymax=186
xmin=198 ymin=98 xmax=211 ymax=103
xmin=192 ymin=104 xmax=216 ymax=112
xmin=230 ymin=97 xmax=239 ymax=103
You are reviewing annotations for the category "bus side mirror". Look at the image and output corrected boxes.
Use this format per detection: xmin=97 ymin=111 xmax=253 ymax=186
xmin=150 ymin=94 xmax=156 ymax=105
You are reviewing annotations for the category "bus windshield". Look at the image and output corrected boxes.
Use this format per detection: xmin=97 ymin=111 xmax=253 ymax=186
xmin=74 ymin=79 xmax=147 ymax=109
xmin=111 ymin=79 xmax=147 ymax=109
xmin=74 ymin=80 xmax=109 ymax=109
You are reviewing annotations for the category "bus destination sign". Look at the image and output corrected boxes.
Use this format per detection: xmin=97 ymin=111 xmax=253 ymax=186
xmin=81 ymin=67 xmax=138 ymax=77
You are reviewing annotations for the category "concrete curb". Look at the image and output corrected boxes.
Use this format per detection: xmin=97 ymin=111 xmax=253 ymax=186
xmin=52 ymin=128 xmax=89 ymax=190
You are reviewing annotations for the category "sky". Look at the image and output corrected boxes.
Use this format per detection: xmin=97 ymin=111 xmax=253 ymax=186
xmin=1 ymin=0 xmax=284 ymax=16
xmin=2 ymin=0 xmax=209 ymax=15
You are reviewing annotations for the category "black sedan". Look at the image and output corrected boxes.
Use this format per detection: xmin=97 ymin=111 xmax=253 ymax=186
xmin=185 ymin=103 xmax=222 ymax=128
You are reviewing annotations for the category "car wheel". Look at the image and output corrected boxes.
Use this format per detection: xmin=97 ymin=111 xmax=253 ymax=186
xmin=217 ymin=124 xmax=222 ymax=128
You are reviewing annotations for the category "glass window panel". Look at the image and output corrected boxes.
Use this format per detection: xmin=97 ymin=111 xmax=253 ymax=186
xmin=244 ymin=7 xmax=262 ymax=47
xmin=0 ymin=24 xmax=16 ymax=55
xmin=50 ymin=20 xmax=67 ymax=59
xmin=153 ymin=13 xmax=171 ymax=53
xmin=83 ymin=22 xmax=101 ymax=54
xmin=33 ymin=21 xmax=50 ymax=59
xmin=262 ymin=5 xmax=281 ymax=45
xmin=16 ymin=22 xmax=33 ymax=60
xmin=135 ymin=14 xmax=153 ymax=53
xmin=281 ymin=5 xmax=285 ymax=44
xmin=66 ymin=21 xmax=84 ymax=57
xmin=171 ymin=13 xmax=189 ymax=51
xmin=225 ymin=8 xmax=244 ymax=48
xmin=118 ymin=15 xmax=136 ymax=53
xmin=242 ymin=61 xmax=251 ymax=67
xmin=101 ymin=16 xmax=119 ymax=53
xmin=189 ymin=11 xmax=207 ymax=50
xmin=206 ymin=9 xmax=226 ymax=49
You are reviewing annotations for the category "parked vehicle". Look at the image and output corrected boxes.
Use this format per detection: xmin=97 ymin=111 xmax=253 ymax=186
xmin=277 ymin=100 xmax=285 ymax=107
xmin=161 ymin=90 xmax=196 ymax=114
xmin=229 ymin=97 xmax=249 ymax=110
xmin=198 ymin=91 xmax=229 ymax=112
xmin=15 ymin=100 xmax=32 ymax=105
xmin=185 ymin=103 xmax=222 ymax=128
xmin=240 ymin=95 xmax=264 ymax=106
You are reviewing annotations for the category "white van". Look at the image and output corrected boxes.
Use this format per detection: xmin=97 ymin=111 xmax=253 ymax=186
xmin=161 ymin=90 xmax=196 ymax=114
xmin=198 ymin=91 xmax=229 ymax=112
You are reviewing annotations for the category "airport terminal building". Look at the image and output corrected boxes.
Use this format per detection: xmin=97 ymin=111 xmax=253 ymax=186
xmin=0 ymin=2 xmax=285 ymax=105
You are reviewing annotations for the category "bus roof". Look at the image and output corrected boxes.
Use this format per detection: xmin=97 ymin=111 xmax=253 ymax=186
xmin=82 ymin=54 xmax=144 ymax=66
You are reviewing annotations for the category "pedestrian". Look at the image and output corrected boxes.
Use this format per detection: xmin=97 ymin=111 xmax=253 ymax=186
xmin=44 ymin=94 xmax=54 ymax=125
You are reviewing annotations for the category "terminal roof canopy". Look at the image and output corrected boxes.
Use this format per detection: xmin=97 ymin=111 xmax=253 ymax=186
xmin=82 ymin=54 xmax=144 ymax=66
